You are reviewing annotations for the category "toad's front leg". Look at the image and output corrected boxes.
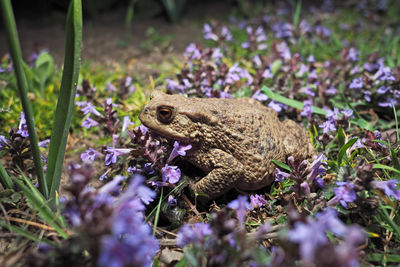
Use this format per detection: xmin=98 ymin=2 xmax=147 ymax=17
xmin=187 ymin=148 xmax=246 ymax=199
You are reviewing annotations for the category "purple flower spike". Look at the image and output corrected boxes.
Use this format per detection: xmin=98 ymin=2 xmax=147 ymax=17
xmin=289 ymin=220 xmax=328 ymax=264
xmin=228 ymin=195 xmax=251 ymax=224
xmin=161 ymin=164 xmax=181 ymax=184
xmin=17 ymin=112 xmax=29 ymax=137
xmin=319 ymin=119 xmax=336 ymax=134
xmin=81 ymin=116 xmax=99 ymax=129
xmin=250 ymin=194 xmax=267 ymax=208
xmin=168 ymin=195 xmax=177 ymax=207
xmin=332 ymin=181 xmax=356 ymax=208
xmin=275 ymin=168 xmax=290 ymax=182
xmin=122 ymin=116 xmax=134 ymax=132
xmin=81 ymin=102 xmax=102 ymax=117
xmin=104 ymin=147 xmax=132 ymax=166
xmin=372 ymin=179 xmax=400 ymax=201
xmin=167 ymin=141 xmax=192 ymax=163
xmin=252 ymin=90 xmax=268 ymax=102
xmin=300 ymin=102 xmax=314 ymax=120
xmin=373 ymin=66 xmax=395 ymax=81
xmin=81 ymin=147 xmax=102 ymax=163
xmin=38 ymin=139 xmax=50 ymax=148
xmin=349 ymin=77 xmax=363 ymax=89
xmin=176 ymin=223 xmax=212 ymax=247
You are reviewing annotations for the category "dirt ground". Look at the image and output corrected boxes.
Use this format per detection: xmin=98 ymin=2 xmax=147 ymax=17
xmin=0 ymin=2 xmax=233 ymax=78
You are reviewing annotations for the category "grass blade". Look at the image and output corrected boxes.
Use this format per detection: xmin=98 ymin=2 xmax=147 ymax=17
xmin=46 ymin=0 xmax=82 ymax=202
xmin=337 ymin=138 xmax=358 ymax=166
xmin=13 ymin=178 xmax=68 ymax=239
xmin=0 ymin=0 xmax=47 ymax=198
xmin=0 ymin=221 xmax=57 ymax=246
xmin=261 ymin=86 xmax=327 ymax=116
xmin=272 ymin=160 xmax=292 ymax=172
xmin=153 ymin=187 xmax=163 ymax=236
xmin=373 ymin=164 xmax=400 ymax=175
xmin=0 ymin=161 xmax=13 ymax=190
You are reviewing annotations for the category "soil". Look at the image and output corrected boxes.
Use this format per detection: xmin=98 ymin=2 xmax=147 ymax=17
xmin=0 ymin=1 xmax=232 ymax=78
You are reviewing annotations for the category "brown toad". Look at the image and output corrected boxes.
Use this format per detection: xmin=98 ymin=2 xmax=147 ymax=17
xmin=139 ymin=91 xmax=314 ymax=199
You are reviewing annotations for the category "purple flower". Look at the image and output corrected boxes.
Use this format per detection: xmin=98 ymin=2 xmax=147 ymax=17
xmin=252 ymin=90 xmax=268 ymax=102
xmin=379 ymin=98 xmax=397 ymax=107
xmin=253 ymin=55 xmax=262 ymax=67
xmin=81 ymin=116 xmax=100 ymax=129
xmin=106 ymin=82 xmax=117 ymax=92
xmin=347 ymin=48 xmax=359 ymax=62
xmin=325 ymin=86 xmax=337 ymax=95
xmin=184 ymin=43 xmax=202 ymax=60
xmin=168 ymin=195 xmax=177 ymax=207
xmin=341 ymin=109 xmax=354 ymax=118
xmin=349 ymin=77 xmax=363 ymax=89
xmin=277 ymin=42 xmax=291 ymax=61
xmin=319 ymin=119 xmax=336 ymax=134
xmin=122 ymin=116 xmax=134 ymax=132
xmin=203 ymin=23 xmax=218 ymax=41
xmin=297 ymin=63 xmax=309 ymax=76
xmin=211 ymin=48 xmax=224 ymax=62
xmin=373 ymin=66 xmax=395 ymax=81
xmin=38 ymin=139 xmax=50 ymax=148
xmin=105 ymin=147 xmax=132 ymax=166
xmin=0 ymin=135 xmax=9 ymax=151
xmin=272 ymin=22 xmax=292 ymax=38
xmin=308 ymin=154 xmax=327 ymax=184
xmin=377 ymin=86 xmax=391 ymax=94
xmin=314 ymin=25 xmax=332 ymax=37
xmin=262 ymin=68 xmax=273 ymax=79
xmin=81 ymin=148 xmax=102 ymax=162
xmin=176 ymin=223 xmax=212 ymax=247
xmin=301 ymin=102 xmax=314 ymax=120
xmin=221 ymin=26 xmax=232 ymax=41
xmin=167 ymin=141 xmax=192 ymax=163
xmin=275 ymin=168 xmax=290 ymax=182
xmin=268 ymin=101 xmax=284 ymax=113
xmin=98 ymin=175 xmax=158 ymax=267
xmin=307 ymin=55 xmax=315 ymax=63
xmin=166 ymin=78 xmax=184 ymax=93
xmin=161 ymin=164 xmax=181 ymax=184
xmin=332 ymin=181 xmax=356 ymax=208
xmin=228 ymin=195 xmax=251 ymax=223
xmin=17 ymin=112 xmax=29 ymax=137
xmin=250 ymin=194 xmax=267 ymax=208
xmin=372 ymin=179 xmax=400 ymax=201
xmin=289 ymin=220 xmax=328 ymax=263
xmin=241 ymin=42 xmax=250 ymax=49
xmin=81 ymin=102 xmax=102 ymax=117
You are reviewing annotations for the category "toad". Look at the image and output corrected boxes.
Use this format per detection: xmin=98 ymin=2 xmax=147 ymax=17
xmin=139 ymin=91 xmax=314 ymax=199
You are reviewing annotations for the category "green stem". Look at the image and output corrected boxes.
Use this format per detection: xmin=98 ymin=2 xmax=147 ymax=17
xmin=0 ymin=0 xmax=47 ymax=198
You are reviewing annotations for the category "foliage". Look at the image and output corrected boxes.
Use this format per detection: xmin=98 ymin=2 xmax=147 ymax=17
xmin=1 ymin=1 xmax=400 ymax=267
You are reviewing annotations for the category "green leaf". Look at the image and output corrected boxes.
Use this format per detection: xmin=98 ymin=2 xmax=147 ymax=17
xmin=261 ymin=86 xmax=327 ymax=116
xmin=270 ymin=60 xmax=282 ymax=75
xmin=272 ymin=160 xmax=292 ymax=172
xmin=0 ymin=0 xmax=47 ymax=198
xmin=46 ymin=0 xmax=82 ymax=203
xmin=33 ymin=52 xmax=54 ymax=97
xmin=350 ymin=118 xmax=375 ymax=131
xmin=337 ymin=138 xmax=358 ymax=166
xmin=337 ymin=126 xmax=345 ymax=148
xmin=14 ymin=169 xmax=68 ymax=239
xmin=292 ymin=0 xmax=302 ymax=27
xmin=153 ymin=187 xmax=163 ymax=236
xmin=0 ymin=161 xmax=13 ymax=190
xmin=366 ymin=253 xmax=400 ymax=264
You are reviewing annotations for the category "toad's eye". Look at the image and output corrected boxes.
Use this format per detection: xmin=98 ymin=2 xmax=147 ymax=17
xmin=157 ymin=106 xmax=174 ymax=123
